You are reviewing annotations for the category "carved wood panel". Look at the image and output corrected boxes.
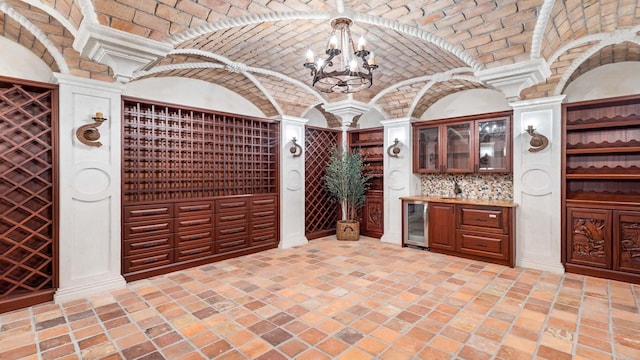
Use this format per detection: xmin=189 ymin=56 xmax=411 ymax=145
xmin=304 ymin=126 xmax=340 ymax=239
xmin=362 ymin=193 xmax=384 ymax=238
xmin=566 ymin=208 xmax=611 ymax=269
xmin=614 ymin=211 xmax=640 ymax=274
xmin=0 ymin=79 xmax=57 ymax=312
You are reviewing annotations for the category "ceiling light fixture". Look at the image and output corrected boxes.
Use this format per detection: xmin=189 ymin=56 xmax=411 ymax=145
xmin=303 ymin=17 xmax=378 ymax=93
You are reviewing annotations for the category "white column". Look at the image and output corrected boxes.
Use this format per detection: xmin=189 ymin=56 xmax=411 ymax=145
xmin=380 ymin=118 xmax=420 ymax=245
xmin=279 ymin=116 xmax=309 ymax=248
xmin=510 ymin=95 xmax=565 ymax=273
xmin=51 ymin=73 xmax=127 ymax=302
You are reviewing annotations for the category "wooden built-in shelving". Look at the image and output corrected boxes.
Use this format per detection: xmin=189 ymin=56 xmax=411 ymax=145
xmin=121 ymin=97 xmax=280 ymax=280
xmin=348 ymin=127 xmax=384 ymax=238
xmin=562 ymin=94 xmax=640 ymax=283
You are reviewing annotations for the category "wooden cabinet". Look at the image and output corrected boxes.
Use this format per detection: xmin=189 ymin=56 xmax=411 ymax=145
xmin=562 ymin=95 xmax=640 ymax=283
xmin=428 ymin=203 xmax=456 ymax=251
xmin=566 ymin=207 xmax=640 ymax=280
xmin=348 ymin=128 xmax=384 ymax=238
xmin=413 ymin=112 xmax=511 ymax=173
xmin=425 ymin=202 xmax=515 ymax=267
xmin=121 ymin=97 xmax=280 ymax=281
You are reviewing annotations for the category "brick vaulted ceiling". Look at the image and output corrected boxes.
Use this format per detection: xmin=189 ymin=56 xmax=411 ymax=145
xmin=1 ymin=1 xmax=640 ymax=120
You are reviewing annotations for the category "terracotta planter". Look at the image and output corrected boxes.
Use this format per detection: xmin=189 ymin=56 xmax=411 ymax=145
xmin=336 ymin=220 xmax=360 ymax=241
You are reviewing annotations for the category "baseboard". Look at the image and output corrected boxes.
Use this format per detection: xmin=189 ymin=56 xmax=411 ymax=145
xmin=380 ymin=232 xmax=401 ymax=245
xmin=518 ymin=257 xmax=565 ymax=274
xmin=279 ymin=235 xmax=308 ymax=248
xmin=54 ymin=275 xmax=127 ymax=304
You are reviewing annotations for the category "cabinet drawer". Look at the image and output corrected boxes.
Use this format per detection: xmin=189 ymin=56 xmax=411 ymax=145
xmin=251 ymin=218 xmax=276 ymax=233
xmin=252 ymin=208 xmax=276 ymax=219
xmin=175 ymin=214 xmax=214 ymax=231
xmin=176 ymin=201 xmax=214 ymax=216
xmin=176 ymin=228 xmax=214 ymax=247
xmin=251 ymin=230 xmax=278 ymax=246
xmin=124 ymin=249 xmax=174 ymax=273
xmin=124 ymin=219 xmax=174 ymax=239
xmin=252 ymin=195 xmax=277 ymax=208
xmin=216 ymin=197 xmax=249 ymax=212
xmin=216 ymin=211 xmax=248 ymax=226
xmin=457 ymin=231 xmax=509 ymax=261
xmin=124 ymin=204 xmax=173 ymax=223
xmin=124 ymin=234 xmax=174 ymax=257
xmin=459 ymin=206 xmax=506 ymax=232
xmin=217 ymin=224 xmax=249 ymax=239
xmin=176 ymin=243 xmax=214 ymax=262
xmin=216 ymin=236 xmax=249 ymax=253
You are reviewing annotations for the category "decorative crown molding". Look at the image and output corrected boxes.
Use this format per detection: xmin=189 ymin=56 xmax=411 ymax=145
xmin=73 ymin=22 xmax=173 ymax=83
xmin=476 ymin=58 xmax=551 ymax=101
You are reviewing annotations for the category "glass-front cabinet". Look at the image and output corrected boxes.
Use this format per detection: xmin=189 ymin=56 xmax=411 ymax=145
xmin=413 ymin=113 xmax=511 ymax=174
xmin=476 ymin=116 xmax=510 ymax=173
xmin=445 ymin=122 xmax=473 ymax=173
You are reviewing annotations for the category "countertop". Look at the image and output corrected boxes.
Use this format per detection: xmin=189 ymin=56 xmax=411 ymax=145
xmin=399 ymin=195 xmax=518 ymax=208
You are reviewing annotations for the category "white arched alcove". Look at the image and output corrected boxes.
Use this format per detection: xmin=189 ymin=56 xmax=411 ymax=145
xmin=0 ymin=36 xmax=53 ymax=82
xmin=420 ymin=88 xmax=510 ymax=121
xmin=124 ymin=77 xmax=266 ymax=117
xmin=564 ymin=62 xmax=640 ymax=102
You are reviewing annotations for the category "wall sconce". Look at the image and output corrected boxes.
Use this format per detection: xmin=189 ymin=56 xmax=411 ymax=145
xmin=525 ymin=125 xmax=549 ymax=152
xmin=387 ymin=138 xmax=401 ymax=158
xmin=76 ymin=112 xmax=107 ymax=147
xmin=289 ymin=137 xmax=303 ymax=157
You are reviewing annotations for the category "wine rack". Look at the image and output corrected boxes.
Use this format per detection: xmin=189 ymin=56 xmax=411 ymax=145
xmin=562 ymin=94 xmax=640 ymax=283
xmin=348 ymin=127 xmax=384 ymax=238
xmin=121 ymin=97 xmax=279 ymax=280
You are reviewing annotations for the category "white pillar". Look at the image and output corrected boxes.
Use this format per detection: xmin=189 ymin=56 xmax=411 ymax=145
xmin=51 ymin=73 xmax=127 ymax=302
xmin=380 ymin=118 xmax=420 ymax=245
xmin=510 ymin=95 xmax=565 ymax=273
xmin=279 ymin=115 xmax=309 ymax=248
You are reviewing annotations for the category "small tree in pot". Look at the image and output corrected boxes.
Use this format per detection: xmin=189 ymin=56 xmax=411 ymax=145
xmin=325 ymin=147 xmax=370 ymax=240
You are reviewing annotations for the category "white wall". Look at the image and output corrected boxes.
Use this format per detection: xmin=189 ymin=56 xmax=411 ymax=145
xmin=357 ymin=107 xmax=386 ymax=128
xmin=420 ymin=88 xmax=510 ymax=120
xmin=564 ymin=62 xmax=640 ymax=102
xmin=0 ymin=37 xmax=52 ymax=82
xmin=124 ymin=77 xmax=266 ymax=117
xmin=303 ymin=106 xmax=328 ymax=127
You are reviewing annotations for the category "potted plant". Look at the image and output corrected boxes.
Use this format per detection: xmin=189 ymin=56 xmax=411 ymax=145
xmin=325 ymin=147 xmax=370 ymax=240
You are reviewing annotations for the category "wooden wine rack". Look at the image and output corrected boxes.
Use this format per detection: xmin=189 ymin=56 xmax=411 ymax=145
xmin=122 ymin=97 xmax=280 ymax=280
xmin=0 ymin=77 xmax=58 ymax=313
xmin=562 ymin=94 xmax=640 ymax=283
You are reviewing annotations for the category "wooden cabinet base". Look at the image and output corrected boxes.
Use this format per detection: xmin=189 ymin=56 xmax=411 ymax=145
xmin=124 ymin=243 xmax=278 ymax=282
xmin=565 ymin=263 xmax=640 ymax=284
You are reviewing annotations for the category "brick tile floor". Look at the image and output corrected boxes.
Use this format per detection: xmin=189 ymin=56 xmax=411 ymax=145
xmin=1 ymin=236 xmax=639 ymax=359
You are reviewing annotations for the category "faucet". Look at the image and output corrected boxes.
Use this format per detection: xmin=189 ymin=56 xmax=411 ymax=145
xmin=453 ymin=180 xmax=462 ymax=197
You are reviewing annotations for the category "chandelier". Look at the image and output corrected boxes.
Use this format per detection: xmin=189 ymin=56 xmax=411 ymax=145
xmin=303 ymin=17 xmax=378 ymax=93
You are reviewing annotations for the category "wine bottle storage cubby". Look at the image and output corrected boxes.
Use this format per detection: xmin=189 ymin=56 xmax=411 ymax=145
xmin=122 ymin=98 xmax=279 ymax=203
xmin=562 ymin=94 xmax=640 ymax=284
xmin=121 ymin=97 xmax=280 ymax=280
xmin=348 ymin=127 xmax=384 ymax=238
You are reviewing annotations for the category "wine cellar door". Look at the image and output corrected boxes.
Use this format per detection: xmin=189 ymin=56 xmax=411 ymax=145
xmin=305 ymin=126 xmax=341 ymax=239
xmin=0 ymin=78 xmax=58 ymax=313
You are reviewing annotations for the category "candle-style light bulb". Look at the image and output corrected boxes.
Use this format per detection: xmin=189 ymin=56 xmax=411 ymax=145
xmin=305 ymin=49 xmax=314 ymax=63
xmin=357 ymin=36 xmax=366 ymax=51
xmin=317 ymin=58 xmax=324 ymax=69
xmin=349 ymin=59 xmax=358 ymax=72
xmin=367 ymin=51 xmax=376 ymax=66
xmin=329 ymin=34 xmax=338 ymax=49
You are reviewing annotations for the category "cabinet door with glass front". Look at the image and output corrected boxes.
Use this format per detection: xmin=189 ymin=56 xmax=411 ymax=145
xmin=443 ymin=121 xmax=473 ymax=173
xmin=415 ymin=125 xmax=441 ymax=173
xmin=476 ymin=116 xmax=511 ymax=173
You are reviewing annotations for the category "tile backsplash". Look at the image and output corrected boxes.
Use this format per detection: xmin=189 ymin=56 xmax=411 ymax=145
xmin=421 ymin=173 xmax=513 ymax=201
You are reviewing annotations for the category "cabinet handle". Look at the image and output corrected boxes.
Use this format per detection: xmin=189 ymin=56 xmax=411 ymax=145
xmin=221 ymin=228 xmax=243 ymax=235
xmin=185 ymin=233 xmax=209 ymax=240
xmin=474 ymin=217 xmax=487 ymax=221
xmin=181 ymin=205 xmax=208 ymax=212
xmin=131 ymin=208 xmax=169 ymax=216
xmin=488 ymin=214 xmax=497 ymax=218
xmin=141 ymin=241 xmax=161 ymax=248
xmin=474 ymin=242 xmax=487 ymax=247
xmin=222 ymin=215 xmax=245 ymax=221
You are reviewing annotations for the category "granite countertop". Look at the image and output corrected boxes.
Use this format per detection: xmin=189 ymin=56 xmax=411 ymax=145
xmin=400 ymin=195 xmax=518 ymax=208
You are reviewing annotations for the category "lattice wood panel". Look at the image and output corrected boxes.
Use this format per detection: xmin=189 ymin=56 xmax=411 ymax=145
xmin=305 ymin=126 xmax=341 ymax=239
xmin=0 ymin=79 xmax=57 ymax=310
